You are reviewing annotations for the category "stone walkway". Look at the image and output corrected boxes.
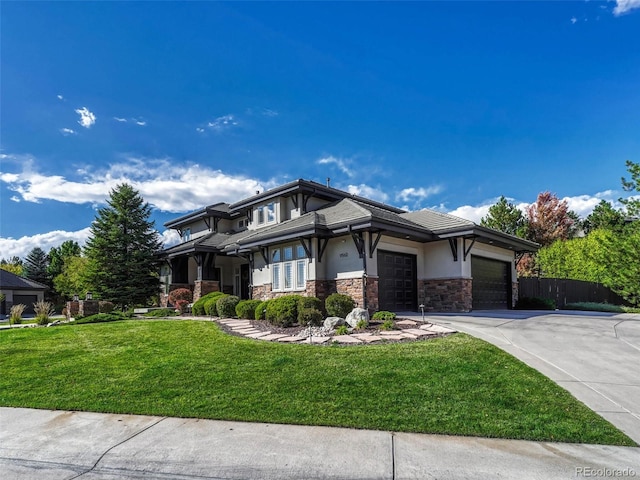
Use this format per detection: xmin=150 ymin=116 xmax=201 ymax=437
xmin=217 ymin=318 xmax=457 ymax=344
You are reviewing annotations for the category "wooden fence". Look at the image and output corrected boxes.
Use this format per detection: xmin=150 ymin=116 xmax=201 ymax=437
xmin=518 ymin=278 xmax=628 ymax=307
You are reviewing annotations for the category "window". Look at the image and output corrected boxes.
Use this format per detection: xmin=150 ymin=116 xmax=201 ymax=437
xmin=238 ymin=219 xmax=247 ymax=229
xmin=271 ymin=244 xmax=308 ymax=292
xmin=182 ymin=228 xmax=191 ymax=242
xmin=258 ymin=203 xmax=276 ymax=225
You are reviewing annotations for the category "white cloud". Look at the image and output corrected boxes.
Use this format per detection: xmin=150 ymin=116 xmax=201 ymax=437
xmin=135 ymin=120 xmax=147 ymax=126
xmin=206 ymin=115 xmax=238 ymax=132
xmin=114 ymin=117 xmax=127 ymax=122
xmin=396 ymin=186 xmax=442 ymax=202
xmin=571 ymin=17 xmax=578 ymax=24
xmin=317 ymin=156 xmax=354 ymax=177
xmin=60 ymin=128 xmax=77 ymax=136
xmin=160 ymin=229 xmax=181 ymax=248
xmin=0 ymin=154 xmax=274 ymax=213
xmin=196 ymin=127 xmax=205 ymax=133
xmin=0 ymin=228 xmax=91 ymax=260
xmin=346 ymin=184 xmax=389 ymax=203
xmin=75 ymin=107 xmax=96 ymax=128
xmin=613 ymin=0 xmax=640 ymax=15
xmin=57 ymin=94 xmax=64 ymax=100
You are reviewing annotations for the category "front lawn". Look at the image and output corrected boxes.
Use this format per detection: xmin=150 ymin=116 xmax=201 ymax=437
xmin=0 ymin=320 xmax=634 ymax=445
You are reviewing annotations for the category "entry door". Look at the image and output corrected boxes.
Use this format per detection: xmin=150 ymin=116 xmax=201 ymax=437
xmin=377 ymin=250 xmax=417 ymax=311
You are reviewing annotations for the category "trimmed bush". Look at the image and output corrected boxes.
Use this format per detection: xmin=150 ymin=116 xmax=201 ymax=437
xmin=145 ymin=308 xmax=178 ymax=317
xmin=254 ymin=300 xmax=270 ymax=320
xmin=236 ymin=300 xmax=262 ymax=319
xmin=266 ymin=295 xmax=302 ymax=327
xmin=515 ymin=297 xmax=556 ymax=310
xmin=192 ymin=291 xmax=225 ymax=316
xmin=217 ymin=295 xmax=240 ymax=318
xmin=73 ymin=312 xmax=128 ymax=324
xmin=298 ymin=296 xmax=323 ymax=314
xmin=298 ymin=307 xmax=323 ymax=326
xmin=372 ymin=310 xmax=396 ymax=321
xmin=325 ymin=293 xmax=355 ymax=318
xmin=205 ymin=294 xmax=228 ymax=317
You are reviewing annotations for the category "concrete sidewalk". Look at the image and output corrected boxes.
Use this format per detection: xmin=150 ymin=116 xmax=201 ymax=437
xmin=1 ymin=407 xmax=639 ymax=479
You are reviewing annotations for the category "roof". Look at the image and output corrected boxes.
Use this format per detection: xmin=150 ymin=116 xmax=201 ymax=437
xmin=400 ymin=209 xmax=474 ymax=234
xmin=0 ymin=269 xmax=49 ymax=291
xmin=164 ymin=203 xmax=231 ymax=229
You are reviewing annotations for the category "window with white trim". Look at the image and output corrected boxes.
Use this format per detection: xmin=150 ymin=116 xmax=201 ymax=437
xmin=271 ymin=244 xmax=307 ymax=291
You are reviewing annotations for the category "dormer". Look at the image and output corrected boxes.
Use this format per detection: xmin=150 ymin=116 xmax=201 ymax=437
xmin=164 ymin=202 xmax=232 ymax=242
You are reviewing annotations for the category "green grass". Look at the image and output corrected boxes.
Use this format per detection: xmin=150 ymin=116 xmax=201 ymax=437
xmin=0 ymin=320 xmax=634 ymax=446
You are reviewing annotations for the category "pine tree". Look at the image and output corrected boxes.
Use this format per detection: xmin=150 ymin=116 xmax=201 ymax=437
xmin=23 ymin=247 xmax=50 ymax=286
xmin=480 ymin=196 xmax=527 ymax=237
xmin=84 ymin=184 xmax=162 ymax=309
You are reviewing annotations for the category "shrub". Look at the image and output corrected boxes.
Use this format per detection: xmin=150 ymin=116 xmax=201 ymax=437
xmin=298 ymin=296 xmax=323 ymax=314
xmin=325 ymin=293 xmax=355 ymax=318
xmin=372 ymin=310 xmax=396 ymax=321
xmin=217 ymin=295 xmax=240 ymax=318
xmin=145 ymin=308 xmax=178 ymax=317
xmin=10 ymin=304 xmax=26 ymax=325
xmin=34 ymin=300 xmax=55 ymax=326
xmin=298 ymin=307 xmax=324 ymax=326
xmin=380 ymin=319 xmax=395 ymax=331
xmin=99 ymin=301 xmax=115 ymax=314
xmin=335 ymin=325 xmax=349 ymax=335
xmin=205 ymin=294 xmax=227 ymax=317
xmin=236 ymin=300 xmax=261 ymax=319
xmin=254 ymin=300 xmax=270 ymax=320
xmin=168 ymin=288 xmax=193 ymax=313
xmin=515 ymin=297 xmax=556 ymax=310
xmin=266 ymin=295 xmax=302 ymax=327
xmin=355 ymin=319 xmax=368 ymax=330
xmin=192 ymin=291 xmax=225 ymax=316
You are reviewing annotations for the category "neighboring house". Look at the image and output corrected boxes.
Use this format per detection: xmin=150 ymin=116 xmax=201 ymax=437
xmin=159 ymin=179 xmax=538 ymax=312
xmin=0 ymin=269 xmax=48 ymax=316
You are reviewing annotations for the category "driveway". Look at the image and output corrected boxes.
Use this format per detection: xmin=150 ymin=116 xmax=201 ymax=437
xmin=403 ymin=310 xmax=640 ymax=444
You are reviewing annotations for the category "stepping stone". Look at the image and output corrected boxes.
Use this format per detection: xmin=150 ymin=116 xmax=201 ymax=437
xmin=419 ymin=324 xmax=436 ymax=330
xmin=246 ymin=331 xmax=273 ymax=339
xmin=378 ymin=334 xmax=406 ymax=341
xmin=399 ymin=333 xmax=418 ymax=339
xmin=396 ymin=320 xmax=418 ymax=326
xmin=379 ymin=331 xmax=403 ymax=336
xmin=277 ymin=336 xmax=305 ymax=343
xmin=225 ymin=321 xmax=252 ymax=327
xmin=351 ymin=334 xmax=382 ymax=343
xmin=302 ymin=336 xmax=330 ymax=344
xmin=259 ymin=334 xmax=290 ymax=341
xmin=404 ymin=328 xmax=437 ymax=337
xmin=233 ymin=328 xmax=261 ymax=334
xmin=330 ymin=335 xmax=363 ymax=344
xmin=426 ymin=324 xmax=457 ymax=334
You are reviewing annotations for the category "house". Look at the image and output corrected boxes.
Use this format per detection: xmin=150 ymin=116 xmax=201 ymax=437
xmin=159 ymin=179 xmax=538 ymax=312
xmin=0 ymin=269 xmax=49 ymax=316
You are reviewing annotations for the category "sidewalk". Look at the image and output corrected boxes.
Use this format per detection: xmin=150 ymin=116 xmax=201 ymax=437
xmin=2 ymin=407 xmax=639 ymax=479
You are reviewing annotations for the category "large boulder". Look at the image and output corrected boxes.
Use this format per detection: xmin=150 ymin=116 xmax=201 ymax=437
xmin=345 ymin=308 xmax=369 ymax=328
xmin=323 ymin=316 xmax=345 ymax=330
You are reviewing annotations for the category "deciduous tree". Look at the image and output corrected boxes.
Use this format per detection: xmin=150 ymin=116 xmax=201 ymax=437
xmin=584 ymin=200 xmax=627 ymax=234
xmin=525 ymin=192 xmax=575 ymax=247
xmin=620 ymin=160 xmax=640 ymax=217
xmin=84 ymin=184 xmax=162 ymax=309
xmin=0 ymin=257 xmax=23 ymax=276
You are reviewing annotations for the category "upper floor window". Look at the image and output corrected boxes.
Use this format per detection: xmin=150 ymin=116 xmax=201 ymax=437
xmin=258 ymin=202 xmax=276 ymax=225
xmin=182 ymin=228 xmax=191 ymax=242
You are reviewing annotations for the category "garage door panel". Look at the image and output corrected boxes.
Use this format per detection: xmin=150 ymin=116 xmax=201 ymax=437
xmin=471 ymin=256 xmax=511 ymax=310
xmin=12 ymin=295 xmax=38 ymax=315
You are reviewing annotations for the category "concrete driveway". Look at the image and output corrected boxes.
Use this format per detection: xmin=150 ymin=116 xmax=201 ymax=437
xmin=405 ymin=310 xmax=640 ymax=445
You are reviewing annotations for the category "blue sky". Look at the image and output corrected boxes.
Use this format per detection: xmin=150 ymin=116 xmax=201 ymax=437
xmin=1 ymin=1 xmax=639 ymax=259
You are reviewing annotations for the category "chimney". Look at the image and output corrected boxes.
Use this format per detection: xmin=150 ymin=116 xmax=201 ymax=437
xmin=326 ymin=177 xmax=331 ymax=188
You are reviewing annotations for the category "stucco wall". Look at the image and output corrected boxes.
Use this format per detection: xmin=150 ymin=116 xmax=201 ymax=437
xmin=323 ymin=236 xmax=364 ymax=280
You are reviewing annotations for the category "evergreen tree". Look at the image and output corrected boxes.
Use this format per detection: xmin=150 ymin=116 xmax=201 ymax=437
xmin=621 ymin=160 xmax=640 ymax=217
xmin=583 ymin=200 xmax=627 ymax=234
xmin=480 ymin=196 xmax=527 ymax=237
xmin=23 ymin=247 xmax=50 ymax=286
xmin=84 ymin=184 xmax=162 ymax=308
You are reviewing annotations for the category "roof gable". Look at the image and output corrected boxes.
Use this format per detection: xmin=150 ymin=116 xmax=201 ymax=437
xmin=0 ymin=270 xmax=49 ymax=290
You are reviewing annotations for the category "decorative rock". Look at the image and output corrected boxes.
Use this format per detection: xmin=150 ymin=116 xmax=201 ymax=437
xmin=323 ymin=317 xmax=345 ymax=330
xmin=345 ymin=308 xmax=370 ymax=328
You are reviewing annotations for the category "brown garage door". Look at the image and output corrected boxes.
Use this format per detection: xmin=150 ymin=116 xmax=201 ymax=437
xmin=471 ymin=256 xmax=511 ymax=310
xmin=377 ymin=250 xmax=417 ymax=312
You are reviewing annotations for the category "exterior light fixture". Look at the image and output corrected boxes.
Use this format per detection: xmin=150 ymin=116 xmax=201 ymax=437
xmin=73 ymin=294 xmax=79 ymax=302
xmin=85 ymin=292 xmax=93 ymax=300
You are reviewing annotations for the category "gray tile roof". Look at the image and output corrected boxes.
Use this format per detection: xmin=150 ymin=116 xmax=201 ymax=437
xmin=400 ymin=209 xmax=475 ymax=234
xmin=0 ymin=269 xmax=48 ymax=290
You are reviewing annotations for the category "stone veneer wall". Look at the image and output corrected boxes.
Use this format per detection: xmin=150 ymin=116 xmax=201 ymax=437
xmin=511 ymin=281 xmax=518 ymax=309
xmin=193 ymin=280 xmax=220 ymax=302
xmin=418 ymin=278 xmax=472 ymax=312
